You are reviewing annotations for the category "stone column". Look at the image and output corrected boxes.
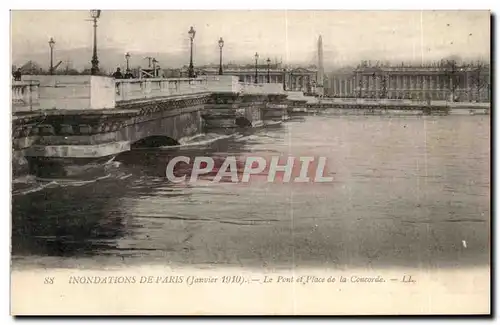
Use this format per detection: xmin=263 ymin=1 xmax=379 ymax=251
xmin=356 ymin=74 xmax=361 ymax=97
xmin=389 ymin=75 xmax=394 ymax=98
xmin=466 ymin=71 xmax=471 ymax=102
xmin=430 ymin=75 xmax=435 ymax=100
xmin=435 ymin=75 xmax=440 ymax=100
xmin=416 ymin=75 xmax=420 ymax=100
xmin=396 ymin=75 xmax=401 ymax=98
xmin=392 ymin=76 xmax=397 ymax=99
xmin=404 ymin=75 xmax=409 ymax=97
xmin=414 ymin=75 xmax=418 ymax=99
xmin=365 ymin=76 xmax=369 ymax=96
xmin=423 ymin=76 xmax=427 ymax=100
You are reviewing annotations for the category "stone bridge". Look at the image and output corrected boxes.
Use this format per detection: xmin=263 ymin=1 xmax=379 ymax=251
xmin=11 ymin=75 xmax=294 ymax=176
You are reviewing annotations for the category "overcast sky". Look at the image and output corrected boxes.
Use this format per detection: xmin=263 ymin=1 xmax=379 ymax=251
xmin=10 ymin=10 xmax=491 ymax=69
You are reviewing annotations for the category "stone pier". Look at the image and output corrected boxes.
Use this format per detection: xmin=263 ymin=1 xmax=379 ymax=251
xmin=202 ymin=76 xmax=289 ymax=129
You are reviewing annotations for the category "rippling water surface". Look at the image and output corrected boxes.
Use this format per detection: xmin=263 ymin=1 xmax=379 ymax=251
xmin=11 ymin=114 xmax=490 ymax=270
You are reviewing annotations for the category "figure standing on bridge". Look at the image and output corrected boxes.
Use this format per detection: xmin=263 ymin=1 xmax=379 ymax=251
xmin=124 ymin=70 xmax=134 ymax=79
xmin=112 ymin=68 xmax=123 ymax=79
xmin=13 ymin=68 xmax=22 ymax=81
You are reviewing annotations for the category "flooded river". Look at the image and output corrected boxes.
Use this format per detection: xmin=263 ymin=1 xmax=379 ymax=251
xmin=11 ymin=114 xmax=490 ymax=270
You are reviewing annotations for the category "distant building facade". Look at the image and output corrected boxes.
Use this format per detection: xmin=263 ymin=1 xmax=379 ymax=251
xmin=183 ymin=63 xmax=320 ymax=95
xmin=176 ymin=35 xmax=326 ymax=96
xmin=327 ymin=61 xmax=490 ymax=102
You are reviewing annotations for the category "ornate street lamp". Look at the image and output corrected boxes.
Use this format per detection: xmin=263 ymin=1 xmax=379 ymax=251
xmin=282 ymin=68 xmax=287 ymax=91
xmin=48 ymin=37 xmax=55 ymax=75
xmin=266 ymin=58 xmax=271 ymax=83
xmin=218 ymin=37 xmax=224 ymax=75
xmin=152 ymin=58 xmax=158 ymax=77
xmin=188 ymin=26 xmax=196 ymax=78
xmin=125 ymin=52 xmax=131 ymax=74
xmin=90 ymin=9 xmax=101 ymax=75
xmin=254 ymin=52 xmax=259 ymax=84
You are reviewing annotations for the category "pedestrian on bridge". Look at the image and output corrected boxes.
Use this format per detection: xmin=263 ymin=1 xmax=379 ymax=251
xmin=124 ymin=71 xmax=134 ymax=79
xmin=112 ymin=68 xmax=123 ymax=79
xmin=13 ymin=68 xmax=22 ymax=81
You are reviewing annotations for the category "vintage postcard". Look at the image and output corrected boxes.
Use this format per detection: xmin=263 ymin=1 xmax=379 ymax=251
xmin=10 ymin=9 xmax=491 ymax=315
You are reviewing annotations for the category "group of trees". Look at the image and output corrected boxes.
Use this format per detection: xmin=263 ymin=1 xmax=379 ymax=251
xmin=12 ymin=61 xmax=175 ymax=79
xmin=442 ymin=59 xmax=490 ymax=101
xmin=12 ymin=61 xmax=105 ymax=76
xmin=11 ymin=61 xmax=131 ymax=77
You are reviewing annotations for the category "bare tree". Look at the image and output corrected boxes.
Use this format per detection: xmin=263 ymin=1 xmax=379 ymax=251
xmin=468 ymin=61 xmax=490 ymax=102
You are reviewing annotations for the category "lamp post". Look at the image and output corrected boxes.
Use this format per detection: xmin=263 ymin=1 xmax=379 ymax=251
xmin=254 ymin=52 xmax=259 ymax=84
xmin=125 ymin=52 xmax=131 ymax=74
xmin=218 ymin=37 xmax=224 ymax=75
xmin=266 ymin=58 xmax=271 ymax=83
xmin=282 ymin=68 xmax=287 ymax=91
xmin=48 ymin=37 xmax=55 ymax=75
xmin=188 ymin=26 xmax=196 ymax=78
xmin=152 ymin=58 xmax=158 ymax=78
xmin=90 ymin=9 xmax=101 ymax=75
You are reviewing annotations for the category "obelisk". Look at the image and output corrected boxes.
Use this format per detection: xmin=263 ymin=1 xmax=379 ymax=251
xmin=317 ymin=35 xmax=324 ymax=96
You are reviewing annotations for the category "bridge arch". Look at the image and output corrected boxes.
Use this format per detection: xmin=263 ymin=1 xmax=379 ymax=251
xmin=235 ymin=117 xmax=252 ymax=128
xmin=131 ymin=135 xmax=180 ymax=149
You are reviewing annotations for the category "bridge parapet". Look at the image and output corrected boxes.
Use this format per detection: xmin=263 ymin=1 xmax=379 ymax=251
xmin=239 ymin=82 xmax=285 ymax=95
xmin=202 ymin=75 xmax=241 ymax=93
xmin=17 ymin=75 xmax=116 ymax=111
xmin=115 ymin=78 xmax=209 ymax=103
xmin=200 ymin=75 xmax=286 ymax=95
xmin=12 ymin=81 xmax=40 ymax=112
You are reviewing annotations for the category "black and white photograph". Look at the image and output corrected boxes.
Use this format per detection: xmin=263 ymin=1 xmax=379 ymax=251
xmin=9 ymin=9 xmax=491 ymax=315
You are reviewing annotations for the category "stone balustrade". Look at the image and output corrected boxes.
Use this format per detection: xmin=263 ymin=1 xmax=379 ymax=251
xmin=115 ymin=78 xmax=209 ymax=103
xmin=12 ymin=81 xmax=40 ymax=112
xmin=201 ymin=75 xmax=286 ymax=95
xmin=12 ymin=75 xmax=292 ymax=112
xmin=239 ymin=82 xmax=285 ymax=95
xmin=18 ymin=75 xmax=116 ymax=111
